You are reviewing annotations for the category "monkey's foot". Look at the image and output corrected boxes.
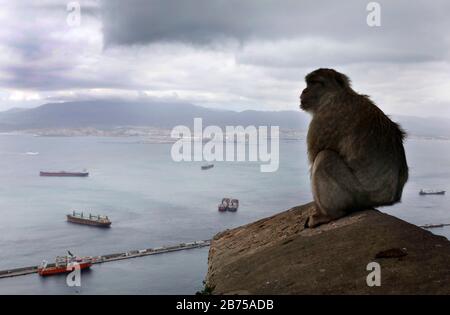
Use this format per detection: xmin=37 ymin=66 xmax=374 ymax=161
xmin=304 ymin=213 xmax=333 ymax=228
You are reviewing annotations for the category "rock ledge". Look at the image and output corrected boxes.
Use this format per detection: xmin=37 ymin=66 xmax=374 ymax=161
xmin=206 ymin=202 xmax=450 ymax=294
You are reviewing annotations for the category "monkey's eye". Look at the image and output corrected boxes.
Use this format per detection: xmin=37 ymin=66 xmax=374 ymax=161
xmin=309 ymin=80 xmax=324 ymax=87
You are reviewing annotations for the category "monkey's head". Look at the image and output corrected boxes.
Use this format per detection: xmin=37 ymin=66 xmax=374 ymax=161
xmin=300 ymin=68 xmax=351 ymax=112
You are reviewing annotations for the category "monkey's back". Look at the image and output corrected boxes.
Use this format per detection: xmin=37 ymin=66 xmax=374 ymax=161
xmin=307 ymin=92 xmax=408 ymax=203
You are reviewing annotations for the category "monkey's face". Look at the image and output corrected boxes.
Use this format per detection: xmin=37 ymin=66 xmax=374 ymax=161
xmin=300 ymin=68 xmax=351 ymax=112
xmin=300 ymin=78 xmax=325 ymax=112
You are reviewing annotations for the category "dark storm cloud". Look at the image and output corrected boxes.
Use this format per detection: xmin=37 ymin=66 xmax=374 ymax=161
xmin=101 ymin=0 xmax=450 ymax=64
xmin=102 ymin=0 xmax=362 ymax=45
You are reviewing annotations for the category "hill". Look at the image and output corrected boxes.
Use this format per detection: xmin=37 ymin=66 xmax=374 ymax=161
xmin=1 ymin=100 xmax=450 ymax=138
xmin=205 ymin=202 xmax=450 ymax=294
xmin=0 ymin=100 xmax=309 ymax=131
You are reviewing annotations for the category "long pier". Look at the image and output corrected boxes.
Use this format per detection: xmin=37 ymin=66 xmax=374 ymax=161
xmin=420 ymin=223 xmax=450 ymax=229
xmin=0 ymin=240 xmax=211 ymax=279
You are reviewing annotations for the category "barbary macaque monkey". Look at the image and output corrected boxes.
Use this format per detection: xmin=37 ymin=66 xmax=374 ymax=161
xmin=300 ymin=68 xmax=408 ymax=228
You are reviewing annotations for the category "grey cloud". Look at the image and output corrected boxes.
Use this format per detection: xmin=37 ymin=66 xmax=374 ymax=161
xmin=2 ymin=64 xmax=106 ymax=91
xmin=24 ymin=0 xmax=101 ymax=18
xmin=0 ymin=0 xmax=105 ymax=91
xmin=2 ymin=0 xmax=450 ymax=118
xmin=102 ymin=0 xmax=361 ymax=45
xmin=101 ymin=0 xmax=450 ymax=65
xmin=236 ymin=39 xmax=438 ymax=69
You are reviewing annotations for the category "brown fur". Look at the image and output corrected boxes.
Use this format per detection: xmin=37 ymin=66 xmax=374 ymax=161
xmin=300 ymin=68 xmax=408 ymax=227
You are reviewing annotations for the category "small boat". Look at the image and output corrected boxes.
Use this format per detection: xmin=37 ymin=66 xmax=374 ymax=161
xmin=67 ymin=211 xmax=111 ymax=227
xmin=218 ymin=198 xmax=230 ymax=212
xmin=40 ymin=170 xmax=89 ymax=177
xmin=201 ymin=164 xmax=214 ymax=170
xmin=38 ymin=253 xmax=92 ymax=276
xmin=419 ymin=189 xmax=446 ymax=195
xmin=228 ymin=199 xmax=239 ymax=212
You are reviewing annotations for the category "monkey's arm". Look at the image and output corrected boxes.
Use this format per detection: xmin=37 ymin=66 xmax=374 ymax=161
xmin=308 ymin=150 xmax=367 ymax=227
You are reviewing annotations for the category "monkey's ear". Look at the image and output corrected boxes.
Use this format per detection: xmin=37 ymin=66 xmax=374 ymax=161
xmin=336 ymin=73 xmax=351 ymax=88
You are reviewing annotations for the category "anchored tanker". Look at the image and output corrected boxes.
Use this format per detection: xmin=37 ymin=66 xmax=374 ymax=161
xmin=201 ymin=163 xmax=214 ymax=170
xmin=39 ymin=170 xmax=89 ymax=177
xmin=419 ymin=189 xmax=446 ymax=195
xmin=67 ymin=211 xmax=111 ymax=227
xmin=38 ymin=254 xmax=92 ymax=276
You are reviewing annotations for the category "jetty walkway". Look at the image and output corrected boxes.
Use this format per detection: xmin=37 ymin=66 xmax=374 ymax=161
xmin=0 ymin=239 xmax=210 ymax=279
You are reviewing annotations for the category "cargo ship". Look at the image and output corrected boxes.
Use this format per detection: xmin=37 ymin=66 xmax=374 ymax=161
xmin=67 ymin=211 xmax=111 ymax=227
xmin=40 ymin=170 xmax=89 ymax=177
xmin=218 ymin=198 xmax=239 ymax=212
xmin=218 ymin=198 xmax=230 ymax=212
xmin=38 ymin=254 xmax=92 ymax=276
xmin=228 ymin=199 xmax=239 ymax=212
xmin=419 ymin=189 xmax=446 ymax=195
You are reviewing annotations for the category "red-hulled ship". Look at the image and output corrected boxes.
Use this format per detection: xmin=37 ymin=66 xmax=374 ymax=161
xmin=38 ymin=254 xmax=92 ymax=276
xmin=40 ymin=170 xmax=89 ymax=177
xmin=67 ymin=211 xmax=111 ymax=227
xmin=218 ymin=198 xmax=230 ymax=212
xmin=218 ymin=198 xmax=239 ymax=212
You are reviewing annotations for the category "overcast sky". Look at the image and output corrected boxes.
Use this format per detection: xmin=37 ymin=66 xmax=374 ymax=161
xmin=0 ymin=0 xmax=449 ymax=117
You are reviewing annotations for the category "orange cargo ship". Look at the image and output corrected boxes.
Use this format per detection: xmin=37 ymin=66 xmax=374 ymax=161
xmin=38 ymin=255 xmax=92 ymax=276
xmin=67 ymin=211 xmax=111 ymax=227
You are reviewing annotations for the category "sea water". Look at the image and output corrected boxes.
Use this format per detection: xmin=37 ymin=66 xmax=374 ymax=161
xmin=0 ymin=135 xmax=448 ymax=294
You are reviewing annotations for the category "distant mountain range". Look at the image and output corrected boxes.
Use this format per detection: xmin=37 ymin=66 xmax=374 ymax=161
xmin=0 ymin=100 xmax=449 ymax=138
xmin=0 ymin=100 xmax=309 ymax=130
